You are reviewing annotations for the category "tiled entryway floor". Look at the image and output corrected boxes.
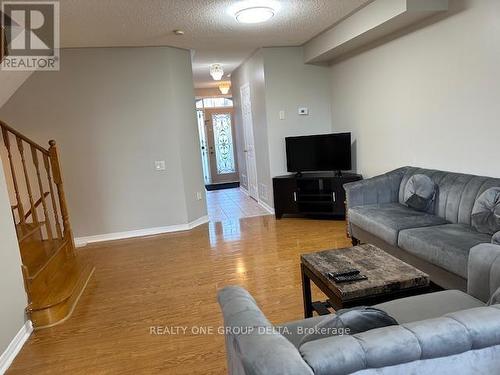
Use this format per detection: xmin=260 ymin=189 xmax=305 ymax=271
xmin=206 ymin=187 xmax=271 ymax=222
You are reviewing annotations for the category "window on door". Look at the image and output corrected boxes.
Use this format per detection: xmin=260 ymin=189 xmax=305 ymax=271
xmin=196 ymin=98 xmax=233 ymax=109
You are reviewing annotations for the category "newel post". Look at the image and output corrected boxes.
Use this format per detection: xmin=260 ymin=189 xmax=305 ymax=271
xmin=48 ymin=140 xmax=75 ymax=251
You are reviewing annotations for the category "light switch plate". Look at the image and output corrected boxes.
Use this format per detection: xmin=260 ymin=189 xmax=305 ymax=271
xmin=279 ymin=110 xmax=285 ymax=120
xmin=298 ymin=107 xmax=309 ymax=115
xmin=155 ymin=161 xmax=166 ymax=171
xmin=196 ymin=192 xmax=203 ymax=200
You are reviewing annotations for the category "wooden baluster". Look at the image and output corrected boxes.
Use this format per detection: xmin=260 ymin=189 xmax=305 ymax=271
xmin=43 ymin=153 xmax=63 ymax=239
xmin=48 ymin=140 xmax=74 ymax=250
xmin=2 ymin=127 xmax=26 ymax=225
xmin=31 ymin=145 xmax=53 ymax=240
xmin=16 ymin=136 xmax=38 ymax=225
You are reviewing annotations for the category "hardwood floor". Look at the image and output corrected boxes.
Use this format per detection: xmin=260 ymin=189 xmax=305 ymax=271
xmin=8 ymin=216 xmax=351 ymax=374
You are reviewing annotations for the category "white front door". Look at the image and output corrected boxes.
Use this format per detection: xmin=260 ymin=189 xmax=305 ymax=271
xmin=240 ymin=84 xmax=258 ymax=200
xmin=205 ymin=108 xmax=239 ymax=184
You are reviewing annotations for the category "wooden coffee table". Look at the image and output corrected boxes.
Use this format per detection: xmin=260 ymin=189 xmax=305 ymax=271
xmin=301 ymin=244 xmax=432 ymax=318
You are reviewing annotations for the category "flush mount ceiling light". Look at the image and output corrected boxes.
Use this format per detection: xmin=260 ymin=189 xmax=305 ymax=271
xmin=235 ymin=6 xmax=275 ymax=24
xmin=219 ymin=83 xmax=231 ymax=95
xmin=210 ymin=64 xmax=224 ymax=81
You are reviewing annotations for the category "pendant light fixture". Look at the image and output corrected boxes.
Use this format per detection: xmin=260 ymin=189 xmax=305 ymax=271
xmin=210 ymin=64 xmax=224 ymax=81
xmin=219 ymin=82 xmax=231 ymax=95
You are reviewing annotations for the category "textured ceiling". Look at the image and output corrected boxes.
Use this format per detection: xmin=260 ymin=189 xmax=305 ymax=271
xmin=59 ymin=0 xmax=372 ymax=88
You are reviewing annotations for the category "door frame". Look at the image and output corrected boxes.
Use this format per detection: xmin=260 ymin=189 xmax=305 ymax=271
xmin=196 ymin=110 xmax=211 ymax=185
xmin=240 ymin=83 xmax=259 ymax=200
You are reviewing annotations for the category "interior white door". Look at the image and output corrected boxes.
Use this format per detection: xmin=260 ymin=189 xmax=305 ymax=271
xmin=240 ymin=83 xmax=259 ymax=200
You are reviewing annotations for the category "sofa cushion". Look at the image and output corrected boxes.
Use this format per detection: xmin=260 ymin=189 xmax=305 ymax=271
xmin=398 ymin=167 xmax=500 ymax=226
xmin=493 ymin=232 xmax=500 ymax=245
xmin=403 ymin=174 xmax=437 ymax=212
xmin=299 ymin=305 xmax=500 ymax=375
xmin=279 ymin=315 xmax=330 ymax=348
xmin=398 ymin=224 xmax=492 ymax=278
xmin=298 ymin=307 xmax=398 ymax=347
xmin=375 ymin=290 xmax=485 ymax=324
xmin=472 ymin=187 xmax=500 ymax=235
xmin=489 ymin=288 xmax=500 ymax=306
xmin=349 ymin=203 xmax=448 ymax=245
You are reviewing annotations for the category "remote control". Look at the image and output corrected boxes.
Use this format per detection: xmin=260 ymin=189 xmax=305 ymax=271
xmin=327 ymin=269 xmax=360 ymax=279
xmin=333 ymin=274 xmax=368 ymax=283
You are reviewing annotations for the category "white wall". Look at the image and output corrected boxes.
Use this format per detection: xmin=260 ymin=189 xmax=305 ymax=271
xmin=263 ymin=47 xmax=333 ymax=179
xmin=0 ymin=47 xmax=207 ymax=238
xmin=0 ymin=71 xmax=33 ymax=108
xmin=0 ymin=162 xmax=27 ymax=358
xmin=231 ymin=47 xmax=333 ymax=206
xmin=166 ymin=49 xmax=208 ymax=223
xmin=330 ymin=0 xmax=500 ymax=178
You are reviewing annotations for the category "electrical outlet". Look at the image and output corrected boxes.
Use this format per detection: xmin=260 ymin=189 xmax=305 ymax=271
xmin=155 ymin=161 xmax=166 ymax=171
xmin=196 ymin=192 xmax=203 ymax=201
xmin=298 ymin=107 xmax=309 ymax=115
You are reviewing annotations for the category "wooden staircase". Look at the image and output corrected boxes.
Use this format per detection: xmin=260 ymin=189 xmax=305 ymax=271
xmin=1 ymin=121 xmax=94 ymax=329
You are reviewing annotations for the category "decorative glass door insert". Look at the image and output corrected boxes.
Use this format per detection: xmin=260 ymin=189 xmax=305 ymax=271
xmin=212 ymin=113 xmax=236 ymax=175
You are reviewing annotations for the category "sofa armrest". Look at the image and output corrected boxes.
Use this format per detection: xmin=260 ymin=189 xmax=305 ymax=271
xmin=217 ymin=286 xmax=314 ymax=375
xmin=344 ymin=167 xmax=408 ymax=209
xmin=468 ymin=243 xmax=500 ymax=303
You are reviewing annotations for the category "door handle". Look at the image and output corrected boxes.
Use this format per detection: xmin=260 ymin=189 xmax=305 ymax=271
xmin=332 ymin=192 xmax=336 ymax=202
xmin=293 ymin=192 xmax=297 ymax=202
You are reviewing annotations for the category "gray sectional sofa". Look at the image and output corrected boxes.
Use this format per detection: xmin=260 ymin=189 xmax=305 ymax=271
xmin=344 ymin=166 xmax=500 ymax=290
xmin=218 ymin=243 xmax=500 ymax=375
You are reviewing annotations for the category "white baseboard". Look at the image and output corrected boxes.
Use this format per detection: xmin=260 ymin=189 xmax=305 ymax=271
xmin=240 ymin=187 xmax=274 ymax=215
xmin=0 ymin=321 xmax=33 ymax=374
xmin=258 ymin=200 xmax=275 ymax=215
xmin=187 ymin=215 xmax=209 ymax=229
xmin=74 ymin=216 xmax=209 ymax=247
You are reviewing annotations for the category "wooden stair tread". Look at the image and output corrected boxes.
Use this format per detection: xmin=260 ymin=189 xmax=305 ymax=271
xmin=16 ymin=222 xmax=45 ymax=242
xmin=29 ymin=255 xmax=92 ymax=311
xmin=20 ymin=239 xmax=65 ymax=279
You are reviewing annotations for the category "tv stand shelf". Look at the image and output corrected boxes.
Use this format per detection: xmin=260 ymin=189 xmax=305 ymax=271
xmin=273 ymin=172 xmax=362 ymax=219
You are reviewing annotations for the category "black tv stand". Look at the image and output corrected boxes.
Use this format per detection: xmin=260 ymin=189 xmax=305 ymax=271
xmin=273 ymin=172 xmax=363 ymax=219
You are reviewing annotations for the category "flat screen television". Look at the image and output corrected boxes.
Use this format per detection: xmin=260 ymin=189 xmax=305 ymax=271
xmin=285 ymin=132 xmax=351 ymax=174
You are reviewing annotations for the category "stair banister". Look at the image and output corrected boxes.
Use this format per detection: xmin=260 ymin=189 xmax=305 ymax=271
xmin=48 ymin=140 xmax=75 ymax=251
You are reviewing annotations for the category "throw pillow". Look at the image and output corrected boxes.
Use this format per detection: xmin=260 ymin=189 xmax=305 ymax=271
xmin=488 ymin=286 xmax=500 ymax=306
xmin=493 ymin=232 xmax=500 ymax=246
xmin=471 ymin=187 xmax=500 ymax=235
xmin=298 ymin=307 xmax=398 ymax=347
xmin=403 ymin=174 xmax=437 ymax=212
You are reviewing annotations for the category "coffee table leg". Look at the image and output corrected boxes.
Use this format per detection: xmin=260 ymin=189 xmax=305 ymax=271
xmin=301 ymin=264 xmax=313 ymax=318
